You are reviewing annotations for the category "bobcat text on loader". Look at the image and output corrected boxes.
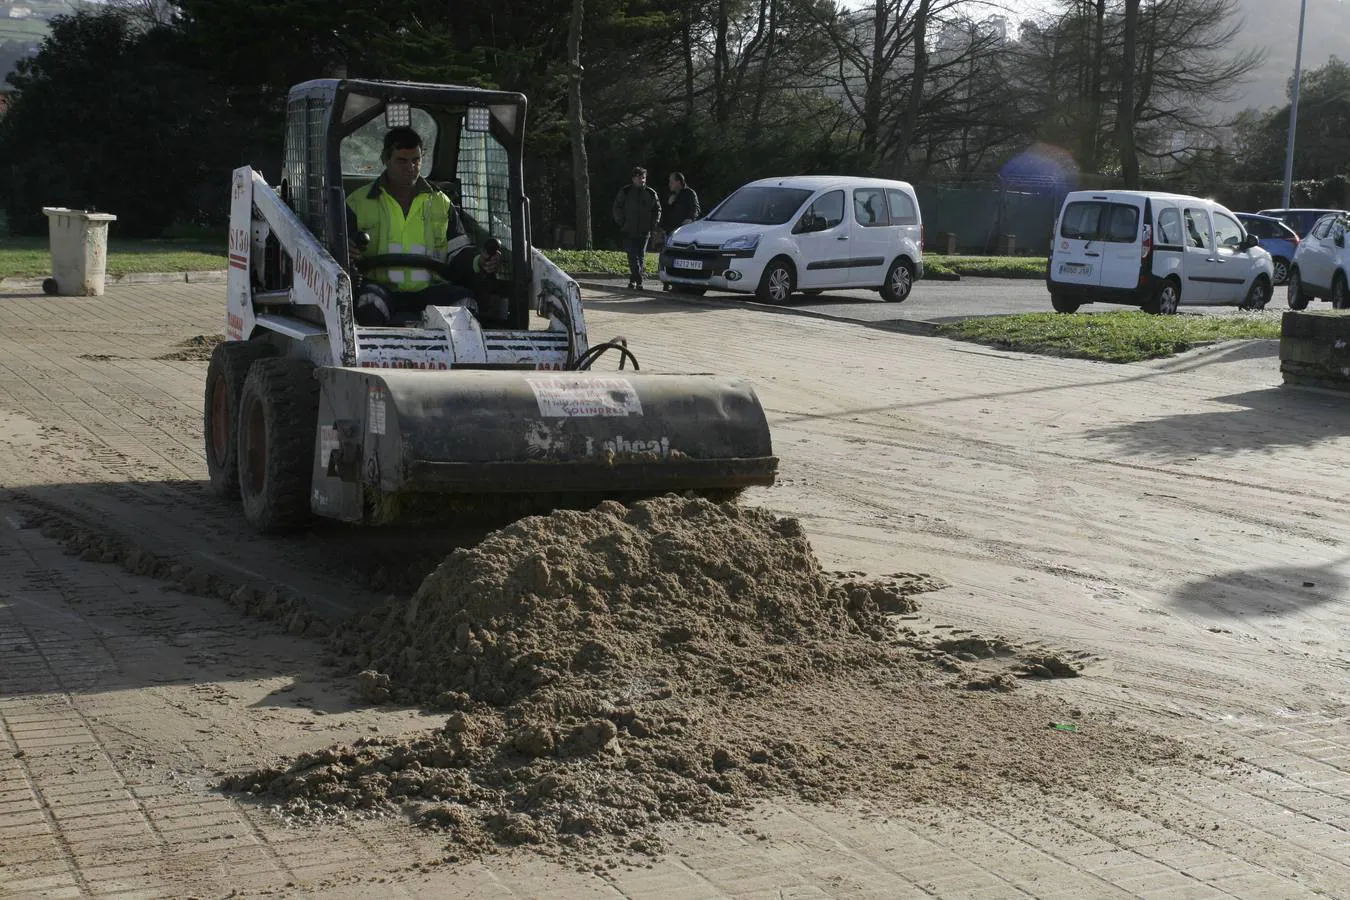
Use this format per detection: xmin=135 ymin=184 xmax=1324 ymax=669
xmin=205 ymin=79 xmax=777 ymax=532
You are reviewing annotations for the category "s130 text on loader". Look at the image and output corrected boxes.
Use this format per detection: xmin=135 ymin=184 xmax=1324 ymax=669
xmin=205 ymin=79 xmax=777 ymax=531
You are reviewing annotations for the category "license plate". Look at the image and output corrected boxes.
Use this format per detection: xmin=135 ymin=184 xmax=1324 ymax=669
xmin=672 ymin=258 xmax=702 ymax=271
xmin=1059 ymin=262 xmax=1092 ymax=275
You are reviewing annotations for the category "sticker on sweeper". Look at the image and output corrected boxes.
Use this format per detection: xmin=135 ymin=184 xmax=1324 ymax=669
xmin=527 ymin=376 xmax=643 ymax=417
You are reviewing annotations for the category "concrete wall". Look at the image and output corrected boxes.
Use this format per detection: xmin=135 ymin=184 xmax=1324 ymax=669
xmin=1280 ymin=310 xmax=1350 ymax=391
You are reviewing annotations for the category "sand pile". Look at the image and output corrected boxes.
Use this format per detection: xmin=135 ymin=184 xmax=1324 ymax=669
xmin=329 ymin=496 xmax=912 ymax=708
xmin=223 ymin=496 xmax=1181 ymax=860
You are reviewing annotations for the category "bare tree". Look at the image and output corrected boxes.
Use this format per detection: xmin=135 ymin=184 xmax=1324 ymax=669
xmin=107 ymin=0 xmax=177 ymax=27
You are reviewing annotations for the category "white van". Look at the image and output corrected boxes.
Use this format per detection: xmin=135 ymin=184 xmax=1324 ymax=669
xmin=658 ymin=176 xmax=924 ymax=304
xmin=1047 ymin=190 xmax=1275 ymax=314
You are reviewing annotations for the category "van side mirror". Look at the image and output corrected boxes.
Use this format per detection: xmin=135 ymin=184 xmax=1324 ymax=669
xmin=1238 ymin=233 xmax=1259 ymax=252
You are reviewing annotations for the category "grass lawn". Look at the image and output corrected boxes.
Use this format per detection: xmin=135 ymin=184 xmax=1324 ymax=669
xmin=542 ymin=249 xmax=1046 ymax=280
xmin=0 ymin=237 xmax=226 ymax=278
xmin=0 ymin=238 xmax=1046 ymax=282
xmin=925 ymin=255 xmax=1045 ymax=279
xmin=935 ymin=311 xmax=1280 ymax=363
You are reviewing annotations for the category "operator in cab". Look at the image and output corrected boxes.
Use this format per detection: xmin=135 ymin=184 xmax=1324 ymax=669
xmin=346 ymin=126 xmax=500 ymax=326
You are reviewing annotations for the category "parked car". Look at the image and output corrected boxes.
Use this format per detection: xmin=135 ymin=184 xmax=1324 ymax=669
xmin=1287 ymin=212 xmax=1350 ymax=309
xmin=1235 ymin=213 xmax=1299 ymax=284
xmin=658 ymin=176 xmax=924 ymax=304
xmin=1047 ymin=190 xmax=1275 ymax=314
xmin=1254 ymin=207 xmax=1350 ymax=239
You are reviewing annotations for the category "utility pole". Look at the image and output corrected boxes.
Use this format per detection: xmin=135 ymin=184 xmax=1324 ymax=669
xmin=1281 ymin=0 xmax=1309 ymax=209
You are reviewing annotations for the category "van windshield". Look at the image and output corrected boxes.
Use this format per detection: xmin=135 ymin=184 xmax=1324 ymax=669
xmin=709 ymin=187 xmax=814 ymax=225
xmin=1061 ymin=201 xmax=1139 ymax=243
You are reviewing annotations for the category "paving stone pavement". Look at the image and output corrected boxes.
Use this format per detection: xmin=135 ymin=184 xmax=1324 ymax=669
xmin=0 ymin=282 xmax=1345 ymax=898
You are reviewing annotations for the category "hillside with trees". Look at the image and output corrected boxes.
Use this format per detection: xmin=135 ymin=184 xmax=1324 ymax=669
xmin=1 ymin=0 xmax=1345 ymax=246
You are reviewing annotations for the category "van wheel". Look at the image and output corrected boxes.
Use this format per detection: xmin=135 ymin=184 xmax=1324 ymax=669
xmin=1271 ymin=257 xmax=1290 ymax=285
xmin=880 ymin=259 xmax=915 ymax=303
xmin=756 ymin=258 xmax=795 ymax=304
xmin=1144 ymin=278 xmax=1181 ymax=315
xmin=1241 ymin=275 xmax=1272 ymax=311
xmin=1051 ymin=293 xmax=1080 ymax=314
xmin=1332 ymin=273 xmax=1350 ymax=310
xmin=1287 ymin=268 xmax=1311 ymax=310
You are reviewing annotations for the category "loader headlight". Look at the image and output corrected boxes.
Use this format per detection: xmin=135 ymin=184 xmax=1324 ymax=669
xmin=466 ymin=104 xmax=491 ymax=133
xmin=384 ymin=101 xmax=412 ymax=129
xmin=721 ymin=234 xmax=760 ymax=253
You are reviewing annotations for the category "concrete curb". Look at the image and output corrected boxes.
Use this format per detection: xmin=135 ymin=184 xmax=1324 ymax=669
xmin=0 ymin=269 xmax=228 ymax=292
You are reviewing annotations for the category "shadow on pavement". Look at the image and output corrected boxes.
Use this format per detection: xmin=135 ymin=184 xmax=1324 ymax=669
xmin=1172 ymin=559 xmax=1348 ymax=619
xmin=1083 ymin=386 xmax=1350 ymax=459
xmin=0 ymin=480 xmax=497 ymax=707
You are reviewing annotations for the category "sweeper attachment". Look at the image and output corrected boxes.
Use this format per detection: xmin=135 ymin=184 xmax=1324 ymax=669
xmin=204 ymin=79 xmax=776 ymax=531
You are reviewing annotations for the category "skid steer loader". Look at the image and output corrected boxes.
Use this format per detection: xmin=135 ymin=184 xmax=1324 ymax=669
xmin=204 ymin=79 xmax=777 ymax=532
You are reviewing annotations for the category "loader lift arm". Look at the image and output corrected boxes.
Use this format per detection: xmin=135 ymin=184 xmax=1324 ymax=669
xmin=206 ymin=78 xmax=777 ymax=533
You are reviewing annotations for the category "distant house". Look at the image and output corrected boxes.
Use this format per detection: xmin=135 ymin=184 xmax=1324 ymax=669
xmin=0 ymin=89 xmax=11 ymax=116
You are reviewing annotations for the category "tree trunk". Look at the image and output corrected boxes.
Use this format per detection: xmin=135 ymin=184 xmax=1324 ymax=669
xmin=713 ymin=0 xmax=729 ymax=123
xmin=751 ymin=0 xmax=777 ymax=126
xmin=1082 ymin=0 xmax=1105 ymax=171
xmin=861 ymin=0 xmax=888 ymax=163
xmin=567 ymin=0 xmax=592 ymax=248
xmin=681 ymin=5 xmax=695 ymax=120
xmin=1117 ymin=0 xmax=1140 ymax=186
xmin=893 ymin=0 xmax=931 ymax=167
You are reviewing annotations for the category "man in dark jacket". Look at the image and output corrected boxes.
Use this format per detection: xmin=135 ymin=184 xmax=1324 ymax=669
xmin=661 ymin=172 xmax=700 ymax=234
xmin=612 ymin=166 xmax=662 ymax=289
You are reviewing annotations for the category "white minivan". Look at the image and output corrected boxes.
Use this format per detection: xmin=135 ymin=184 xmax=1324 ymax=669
xmin=1047 ymin=190 xmax=1275 ymax=314
xmin=658 ymin=176 xmax=924 ymax=304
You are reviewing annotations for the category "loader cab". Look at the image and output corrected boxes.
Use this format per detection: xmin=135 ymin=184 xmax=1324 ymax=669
xmin=280 ymin=79 xmax=532 ymax=329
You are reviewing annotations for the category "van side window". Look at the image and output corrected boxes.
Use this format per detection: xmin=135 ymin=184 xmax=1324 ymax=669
xmin=800 ymin=190 xmax=844 ymax=231
xmin=1311 ymin=216 xmax=1332 ymax=239
xmin=1212 ymin=213 xmax=1243 ymax=249
xmin=885 ymin=189 xmax=918 ymax=225
xmin=1183 ymin=209 xmax=1211 ymax=249
xmin=1157 ymin=208 xmax=1184 ymax=246
xmin=853 ymin=189 xmax=890 ymax=227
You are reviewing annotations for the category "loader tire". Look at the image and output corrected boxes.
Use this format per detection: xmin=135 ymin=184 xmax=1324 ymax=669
xmin=237 ymin=357 xmax=319 ymax=533
xmin=204 ymin=340 xmax=274 ymax=500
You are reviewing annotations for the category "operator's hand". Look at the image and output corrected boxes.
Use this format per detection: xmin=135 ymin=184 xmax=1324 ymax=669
xmin=480 ymin=251 xmax=502 ymax=274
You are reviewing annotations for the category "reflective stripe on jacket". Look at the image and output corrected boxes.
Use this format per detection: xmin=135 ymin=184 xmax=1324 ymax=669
xmin=347 ymin=177 xmax=452 ymax=291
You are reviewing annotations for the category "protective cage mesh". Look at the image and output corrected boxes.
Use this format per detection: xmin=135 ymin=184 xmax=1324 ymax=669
xmin=456 ymin=126 xmax=512 ymax=259
xmin=282 ymin=97 xmax=332 ymax=243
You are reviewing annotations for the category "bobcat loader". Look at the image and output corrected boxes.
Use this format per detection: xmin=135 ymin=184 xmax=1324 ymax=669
xmin=205 ymin=79 xmax=776 ymax=531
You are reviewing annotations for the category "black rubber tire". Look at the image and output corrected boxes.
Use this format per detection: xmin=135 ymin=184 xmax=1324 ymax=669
xmin=1272 ymin=257 xmax=1290 ymax=286
xmin=1287 ymin=268 xmax=1311 ymax=310
xmin=1241 ymin=275 xmax=1272 ymax=311
xmin=42 ymin=278 xmax=58 ymax=295
xmin=204 ymin=341 xmax=274 ymax=500
xmin=756 ymin=258 xmax=795 ymax=304
xmin=1332 ymin=272 xmax=1350 ymax=310
xmin=880 ymin=258 xmax=915 ymax=303
xmin=1144 ymin=278 xmax=1181 ymax=315
xmin=1051 ymin=293 xmax=1081 ymax=314
xmin=237 ymin=357 xmax=319 ymax=533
